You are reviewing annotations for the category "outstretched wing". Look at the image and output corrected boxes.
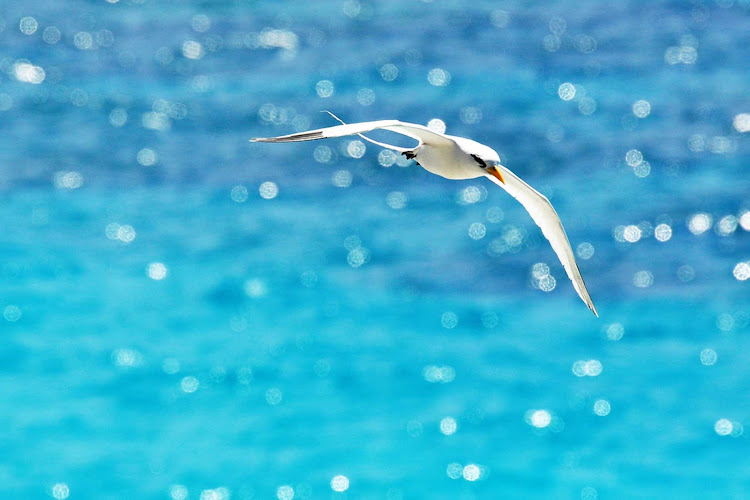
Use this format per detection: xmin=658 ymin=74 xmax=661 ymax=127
xmin=486 ymin=165 xmax=598 ymax=317
xmin=251 ymin=119 xmax=454 ymax=150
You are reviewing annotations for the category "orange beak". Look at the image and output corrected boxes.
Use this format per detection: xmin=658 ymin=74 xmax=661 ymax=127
xmin=487 ymin=166 xmax=505 ymax=184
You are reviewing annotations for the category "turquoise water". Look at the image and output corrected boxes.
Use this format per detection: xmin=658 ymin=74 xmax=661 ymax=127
xmin=1 ymin=1 xmax=749 ymax=498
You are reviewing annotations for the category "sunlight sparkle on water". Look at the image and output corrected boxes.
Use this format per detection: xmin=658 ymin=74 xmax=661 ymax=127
xmin=53 ymin=171 xmax=84 ymax=189
xmin=623 ymin=225 xmax=642 ymax=243
xmin=181 ymin=376 xmax=199 ymax=393
xmin=715 ymin=419 xmax=733 ymax=436
xmin=406 ymin=420 xmax=423 ymax=438
xmin=654 ymin=223 xmax=672 ymax=242
xmin=700 ymin=348 xmax=717 ymax=366
xmin=332 ymin=170 xmax=352 ymax=188
xmin=605 ymin=323 xmax=624 ymax=341
xmin=137 ymin=148 xmax=158 ymax=166
xmin=277 ymin=485 xmax=294 ymax=500
xmin=739 ymin=211 xmax=750 ymax=231
xmin=632 ymin=100 xmax=651 ymax=118
xmin=19 ymin=16 xmax=38 ymax=34
xmin=593 ymin=399 xmax=611 ymax=416
xmin=486 ymin=206 xmax=504 ymax=223
xmin=231 ymin=185 xmax=248 ymax=202
xmin=715 ymin=215 xmax=738 ymax=236
xmin=423 ymin=365 xmax=455 ymax=383
xmin=331 ymin=475 xmax=349 ymax=492
xmin=386 ymin=191 xmax=407 ymax=209
xmin=112 ymin=348 xmax=143 ymax=368
xmin=314 ymin=145 xmax=332 ymax=163
xmin=266 ymin=387 xmax=283 ymax=405
xmin=527 ymin=409 xmax=552 ymax=428
xmin=3 ymin=305 xmax=22 ymax=322
xmin=259 ymin=181 xmax=279 ymax=199
xmin=52 ymin=483 xmax=69 ymax=499
xmin=625 ymin=149 xmax=643 ymax=167
xmin=633 ymin=270 xmax=654 ymax=288
xmin=316 ymin=80 xmax=334 ymax=98
xmin=427 ymin=118 xmax=446 ymax=134
xmin=577 ymin=242 xmax=595 ymax=259
xmin=446 ymin=463 xmax=463 ymax=480
xmin=346 ymin=140 xmax=365 ymax=158
xmin=182 ymin=40 xmax=204 ymax=59
xmin=688 ymin=213 xmax=712 ymax=235
xmin=558 ymin=83 xmax=576 ymax=101
xmin=147 ymin=262 xmax=168 ymax=280
xmin=581 ymin=487 xmax=598 ymax=500
xmin=110 ymin=108 xmax=127 ymax=127
xmin=43 ymin=26 xmax=61 ymax=44
xmin=379 ymin=63 xmax=398 ymax=81
xmin=733 ymin=262 xmax=750 ymax=281
xmin=734 ymin=113 xmax=750 ymax=133
xmin=460 ymin=106 xmax=482 ymax=124
xmin=677 ymin=264 xmax=695 ymax=282
xmin=427 ymin=68 xmax=451 ymax=87
xmin=378 ymin=149 xmax=396 ymax=167
xmin=462 ymin=464 xmax=481 ymax=481
xmin=170 ymin=485 xmax=188 ymax=500
xmin=441 ymin=311 xmax=458 ymax=328
xmin=468 ymin=222 xmax=486 ymax=240
xmin=572 ymin=360 xmax=603 ymax=377
xmin=440 ymin=417 xmax=458 ymax=435
xmin=14 ymin=61 xmax=45 ymax=84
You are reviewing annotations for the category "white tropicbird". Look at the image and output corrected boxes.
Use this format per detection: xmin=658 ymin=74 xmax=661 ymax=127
xmin=251 ymin=113 xmax=598 ymax=317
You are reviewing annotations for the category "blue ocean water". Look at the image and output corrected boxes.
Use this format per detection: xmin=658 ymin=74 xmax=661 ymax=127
xmin=1 ymin=0 xmax=749 ymax=498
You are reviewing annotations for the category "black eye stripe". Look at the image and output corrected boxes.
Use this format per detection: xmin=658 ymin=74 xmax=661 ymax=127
xmin=471 ymin=154 xmax=488 ymax=168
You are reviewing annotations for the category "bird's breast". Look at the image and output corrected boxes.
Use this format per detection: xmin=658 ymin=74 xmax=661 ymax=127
xmin=415 ymin=143 xmax=485 ymax=180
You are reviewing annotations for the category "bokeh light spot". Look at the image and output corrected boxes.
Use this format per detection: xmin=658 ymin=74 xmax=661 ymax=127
xmin=558 ymin=82 xmax=576 ymax=101
xmin=633 ymin=270 xmax=654 ymax=288
xmin=715 ymin=419 xmax=733 ymax=436
xmin=700 ymin=348 xmax=717 ymax=366
xmin=277 ymin=485 xmax=294 ymax=500
xmin=632 ymin=100 xmax=651 ymax=118
xmin=259 ymin=181 xmax=279 ymax=199
xmin=181 ymin=376 xmax=199 ymax=393
xmin=330 ymin=475 xmax=349 ymax=492
xmin=606 ymin=323 xmax=624 ymax=341
xmin=231 ymin=185 xmax=248 ymax=202
xmin=733 ymin=262 xmax=750 ymax=281
xmin=427 ymin=68 xmax=451 ymax=87
xmin=316 ymin=80 xmax=334 ymax=98
xmin=3 ymin=305 xmax=22 ymax=322
xmin=52 ymin=483 xmax=69 ymax=500
xmin=468 ymin=222 xmax=486 ymax=240
xmin=266 ymin=387 xmax=283 ymax=405
xmin=427 ymin=118 xmax=446 ymax=134
xmin=593 ymin=399 xmax=611 ymax=416
xmin=441 ymin=311 xmax=458 ymax=329
xmin=147 ymin=262 xmax=168 ymax=280
xmin=440 ymin=417 xmax=458 ymax=435
xmin=19 ymin=16 xmax=38 ymax=35
xmin=688 ymin=213 xmax=712 ymax=235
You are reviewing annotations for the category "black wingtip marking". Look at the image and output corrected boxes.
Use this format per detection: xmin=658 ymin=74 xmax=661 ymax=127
xmin=251 ymin=131 xmax=324 ymax=143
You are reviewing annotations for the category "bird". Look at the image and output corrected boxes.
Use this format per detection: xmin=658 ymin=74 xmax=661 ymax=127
xmin=251 ymin=113 xmax=598 ymax=317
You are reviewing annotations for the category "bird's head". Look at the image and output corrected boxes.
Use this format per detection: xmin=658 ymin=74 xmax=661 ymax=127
xmin=466 ymin=144 xmax=505 ymax=184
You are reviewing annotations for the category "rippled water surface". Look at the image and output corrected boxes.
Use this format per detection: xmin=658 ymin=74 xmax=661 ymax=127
xmin=1 ymin=1 xmax=749 ymax=498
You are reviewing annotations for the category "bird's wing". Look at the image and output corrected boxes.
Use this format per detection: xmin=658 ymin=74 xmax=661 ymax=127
xmin=251 ymin=120 xmax=454 ymax=150
xmin=486 ymin=165 xmax=598 ymax=317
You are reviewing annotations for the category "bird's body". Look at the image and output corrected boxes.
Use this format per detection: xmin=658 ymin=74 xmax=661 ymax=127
xmin=252 ymin=115 xmax=598 ymax=317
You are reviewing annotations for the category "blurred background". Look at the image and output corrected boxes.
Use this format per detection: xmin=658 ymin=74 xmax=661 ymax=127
xmin=1 ymin=0 xmax=749 ymax=498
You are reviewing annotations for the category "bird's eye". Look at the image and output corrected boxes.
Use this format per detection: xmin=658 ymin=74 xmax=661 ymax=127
xmin=471 ymin=154 xmax=489 ymax=169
